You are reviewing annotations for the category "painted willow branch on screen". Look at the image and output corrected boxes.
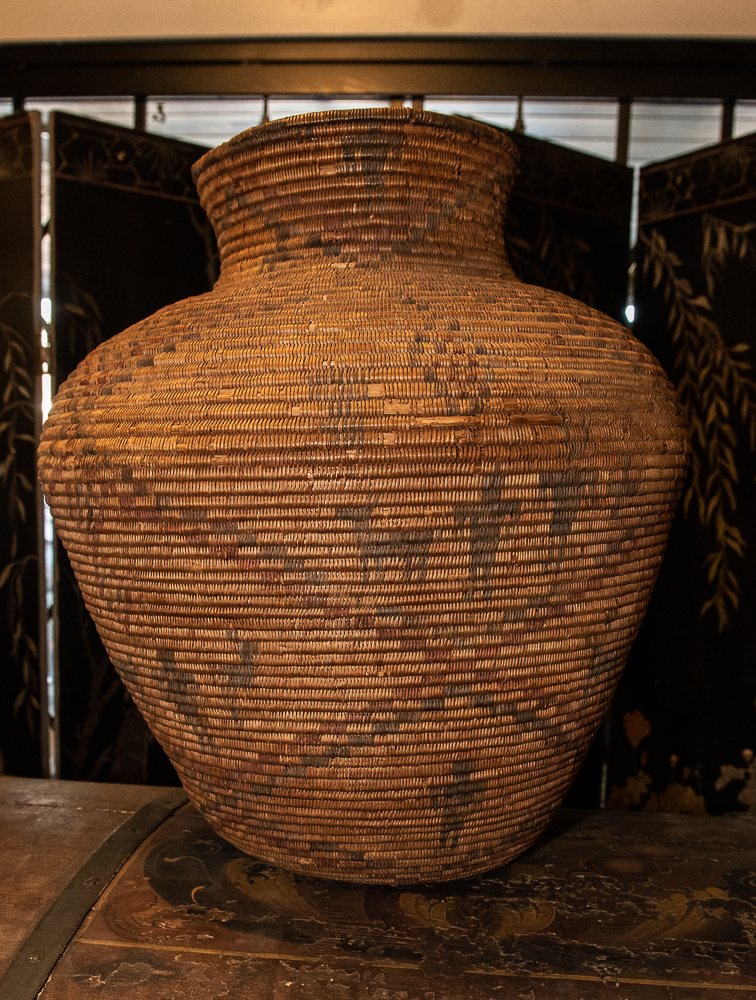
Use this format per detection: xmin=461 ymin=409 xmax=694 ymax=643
xmin=0 ymin=295 xmax=39 ymax=735
xmin=639 ymin=217 xmax=756 ymax=631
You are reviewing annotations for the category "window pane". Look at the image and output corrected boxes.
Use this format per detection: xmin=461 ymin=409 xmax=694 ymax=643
xmin=428 ymin=98 xmax=619 ymax=161
xmin=734 ymin=100 xmax=756 ymax=138
xmin=266 ymin=97 xmax=390 ymax=121
xmin=24 ymin=98 xmax=135 ymax=128
xmin=425 ymin=98 xmax=518 ymax=129
xmin=145 ymin=97 xmax=392 ymax=148
xmin=627 ymin=101 xmax=721 ymax=166
xmin=147 ymin=98 xmax=264 ymax=147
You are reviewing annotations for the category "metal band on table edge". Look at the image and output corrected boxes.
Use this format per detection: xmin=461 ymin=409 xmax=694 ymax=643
xmin=0 ymin=787 xmax=189 ymax=1000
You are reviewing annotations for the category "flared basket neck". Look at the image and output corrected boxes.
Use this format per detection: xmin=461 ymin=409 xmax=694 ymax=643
xmin=192 ymin=108 xmax=519 ymax=280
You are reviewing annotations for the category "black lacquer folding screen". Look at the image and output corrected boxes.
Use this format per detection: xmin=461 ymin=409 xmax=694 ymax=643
xmin=50 ymin=112 xmax=217 ymax=782
xmin=505 ymin=129 xmax=633 ymax=326
xmin=610 ymin=133 xmax=756 ymax=814
xmin=0 ymin=112 xmax=43 ymax=778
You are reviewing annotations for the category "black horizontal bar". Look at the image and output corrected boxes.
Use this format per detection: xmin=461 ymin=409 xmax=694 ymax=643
xmin=2 ymin=37 xmax=756 ymax=99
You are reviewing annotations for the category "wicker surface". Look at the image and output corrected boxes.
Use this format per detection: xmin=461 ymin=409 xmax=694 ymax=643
xmin=39 ymin=109 xmax=688 ymax=884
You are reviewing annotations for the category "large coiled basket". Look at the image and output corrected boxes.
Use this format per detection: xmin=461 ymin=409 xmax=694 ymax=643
xmin=39 ymin=109 xmax=688 ymax=884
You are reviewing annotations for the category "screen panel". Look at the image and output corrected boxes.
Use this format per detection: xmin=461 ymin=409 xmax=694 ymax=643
xmin=50 ymin=111 xmax=217 ymax=782
xmin=611 ymin=131 xmax=756 ymax=816
xmin=0 ymin=111 xmax=44 ymax=777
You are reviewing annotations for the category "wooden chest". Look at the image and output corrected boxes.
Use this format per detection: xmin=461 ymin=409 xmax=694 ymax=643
xmin=2 ymin=776 xmax=755 ymax=999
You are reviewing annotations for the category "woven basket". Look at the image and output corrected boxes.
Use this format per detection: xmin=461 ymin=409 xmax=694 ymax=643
xmin=39 ymin=108 xmax=688 ymax=884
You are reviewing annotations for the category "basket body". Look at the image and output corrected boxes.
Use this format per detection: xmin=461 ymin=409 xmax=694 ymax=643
xmin=39 ymin=109 xmax=688 ymax=883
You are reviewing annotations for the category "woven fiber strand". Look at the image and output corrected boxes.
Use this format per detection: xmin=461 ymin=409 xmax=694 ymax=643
xmin=39 ymin=109 xmax=688 ymax=884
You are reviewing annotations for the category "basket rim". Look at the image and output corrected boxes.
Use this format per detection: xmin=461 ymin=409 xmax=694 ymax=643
xmin=191 ymin=106 xmax=518 ymax=184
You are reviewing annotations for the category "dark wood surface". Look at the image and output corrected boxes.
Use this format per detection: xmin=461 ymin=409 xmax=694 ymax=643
xmin=3 ymin=777 xmax=755 ymax=998
xmin=0 ymin=777 xmax=171 ymax=980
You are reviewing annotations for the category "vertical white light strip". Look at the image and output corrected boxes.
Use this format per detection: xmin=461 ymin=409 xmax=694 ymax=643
xmin=39 ymin=121 xmax=58 ymax=779
xmin=629 ymin=165 xmax=641 ymax=249
xmin=623 ymin=166 xmax=642 ymax=329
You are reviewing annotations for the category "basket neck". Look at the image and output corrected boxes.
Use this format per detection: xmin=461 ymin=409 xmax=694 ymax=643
xmin=193 ymin=108 xmax=519 ymax=280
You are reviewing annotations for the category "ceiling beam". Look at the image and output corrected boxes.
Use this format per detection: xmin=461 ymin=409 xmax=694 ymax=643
xmin=3 ymin=37 xmax=756 ymax=100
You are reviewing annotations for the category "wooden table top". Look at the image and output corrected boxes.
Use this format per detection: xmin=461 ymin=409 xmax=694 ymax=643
xmin=2 ymin=777 xmax=755 ymax=999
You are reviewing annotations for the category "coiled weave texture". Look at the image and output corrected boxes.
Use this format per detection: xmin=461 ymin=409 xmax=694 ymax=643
xmin=39 ymin=109 xmax=688 ymax=883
